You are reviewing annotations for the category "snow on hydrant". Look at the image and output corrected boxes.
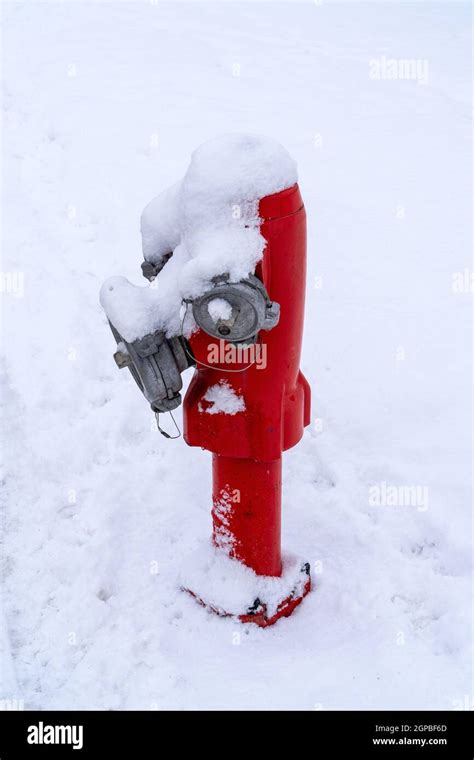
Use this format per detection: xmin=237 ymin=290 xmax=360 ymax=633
xmin=100 ymin=134 xmax=311 ymax=626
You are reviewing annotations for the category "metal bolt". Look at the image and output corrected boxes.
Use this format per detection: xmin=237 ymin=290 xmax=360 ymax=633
xmin=114 ymin=350 xmax=132 ymax=369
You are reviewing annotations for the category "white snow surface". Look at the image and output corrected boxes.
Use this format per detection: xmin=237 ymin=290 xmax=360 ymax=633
xmin=1 ymin=2 xmax=472 ymax=711
xmin=200 ymin=381 xmax=246 ymax=415
xmin=100 ymin=133 xmax=296 ymax=340
xmin=207 ymin=297 xmax=233 ymax=323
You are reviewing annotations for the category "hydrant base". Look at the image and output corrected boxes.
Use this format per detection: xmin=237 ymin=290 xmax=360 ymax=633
xmin=180 ymin=542 xmax=311 ymax=627
xmin=239 ymin=571 xmax=311 ymax=627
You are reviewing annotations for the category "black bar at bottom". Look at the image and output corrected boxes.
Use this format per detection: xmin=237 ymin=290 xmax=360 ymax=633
xmin=0 ymin=710 xmax=471 ymax=757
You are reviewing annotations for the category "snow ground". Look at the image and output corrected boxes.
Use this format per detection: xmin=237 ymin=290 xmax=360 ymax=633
xmin=0 ymin=1 xmax=472 ymax=710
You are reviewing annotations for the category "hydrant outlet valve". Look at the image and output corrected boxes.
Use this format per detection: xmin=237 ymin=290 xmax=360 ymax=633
xmin=108 ymin=321 xmax=195 ymax=413
xmin=189 ymin=273 xmax=280 ymax=344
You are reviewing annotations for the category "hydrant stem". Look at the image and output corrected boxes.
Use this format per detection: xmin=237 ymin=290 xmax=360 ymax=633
xmin=212 ymin=454 xmax=282 ymax=577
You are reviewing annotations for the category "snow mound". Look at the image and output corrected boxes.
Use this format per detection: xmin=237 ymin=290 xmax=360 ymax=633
xmin=199 ymin=380 xmax=245 ymax=415
xmin=207 ymin=297 xmax=232 ymax=323
xmin=180 ymin=541 xmax=308 ymax=618
xmin=100 ymin=134 xmax=297 ymax=341
xmin=99 ymin=276 xmax=163 ymax=343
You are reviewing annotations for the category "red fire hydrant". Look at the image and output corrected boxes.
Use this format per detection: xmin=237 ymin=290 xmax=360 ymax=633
xmin=101 ymin=136 xmax=312 ymax=628
xmin=182 ymin=183 xmax=311 ymax=626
